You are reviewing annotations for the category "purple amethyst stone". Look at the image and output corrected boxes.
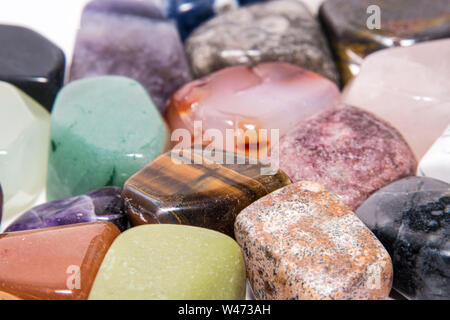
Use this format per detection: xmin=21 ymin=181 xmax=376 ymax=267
xmin=69 ymin=0 xmax=192 ymax=113
xmin=5 ymin=187 xmax=128 ymax=232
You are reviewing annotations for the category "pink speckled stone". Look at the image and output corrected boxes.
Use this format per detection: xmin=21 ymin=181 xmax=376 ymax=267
xmin=235 ymin=181 xmax=393 ymax=300
xmin=276 ymin=105 xmax=417 ymax=210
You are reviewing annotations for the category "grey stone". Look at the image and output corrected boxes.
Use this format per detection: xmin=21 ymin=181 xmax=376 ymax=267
xmin=185 ymin=0 xmax=339 ymax=84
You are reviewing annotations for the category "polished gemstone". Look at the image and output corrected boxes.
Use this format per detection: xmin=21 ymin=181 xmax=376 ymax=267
xmin=153 ymin=0 xmax=270 ymax=41
xmin=122 ymin=148 xmax=291 ymax=236
xmin=0 ymin=291 xmax=21 ymax=300
xmin=356 ymin=177 xmax=450 ymax=300
xmin=0 ymin=25 xmax=65 ymax=111
xmin=185 ymin=0 xmax=339 ymax=83
xmin=89 ymin=224 xmax=246 ymax=300
xmin=235 ymin=181 xmax=393 ymax=300
xmin=418 ymin=126 xmax=450 ymax=183
xmin=0 ymin=222 xmax=120 ymax=300
xmin=0 ymin=82 xmax=50 ymax=219
xmin=342 ymin=40 xmax=450 ymax=159
xmin=70 ymin=0 xmax=192 ymax=113
xmin=5 ymin=187 xmax=127 ymax=233
xmin=47 ymin=76 xmax=169 ymax=201
xmin=277 ymin=105 xmax=417 ymax=211
xmin=319 ymin=0 xmax=450 ymax=83
xmin=166 ymin=62 xmax=340 ymax=157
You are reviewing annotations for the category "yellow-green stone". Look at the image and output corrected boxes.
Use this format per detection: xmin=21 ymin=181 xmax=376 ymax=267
xmin=47 ymin=76 xmax=169 ymax=201
xmin=89 ymin=224 xmax=246 ymax=300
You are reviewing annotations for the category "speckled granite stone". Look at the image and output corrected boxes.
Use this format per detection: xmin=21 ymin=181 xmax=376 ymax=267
xmin=5 ymin=187 xmax=128 ymax=233
xmin=319 ymin=0 xmax=450 ymax=84
xmin=356 ymin=176 xmax=450 ymax=300
xmin=70 ymin=0 xmax=192 ymax=113
xmin=276 ymin=105 xmax=417 ymax=211
xmin=235 ymin=181 xmax=393 ymax=300
xmin=185 ymin=0 xmax=339 ymax=83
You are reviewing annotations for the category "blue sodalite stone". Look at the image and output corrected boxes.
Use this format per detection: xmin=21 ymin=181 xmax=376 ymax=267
xmin=165 ymin=0 xmax=268 ymax=40
xmin=5 ymin=187 xmax=128 ymax=232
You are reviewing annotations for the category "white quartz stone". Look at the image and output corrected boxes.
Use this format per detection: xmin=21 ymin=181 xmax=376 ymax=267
xmin=342 ymin=39 xmax=450 ymax=159
xmin=0 ymin=82 xmax=50 ymax=220
xmin=418 ymin=125 xmax=450 ymax=183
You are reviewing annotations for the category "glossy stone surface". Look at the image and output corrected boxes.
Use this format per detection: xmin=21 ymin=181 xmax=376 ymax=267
xmin=0 ymin=25 xmax=65 ymax=111
xmin=47 ymin=76 xmax=169 ymax=201
xmin=277 ymin=105 xmax=417 ymax=211
xmin=418 ymin=126 xmax=450 ymax=183
xmin=5 ymin=187 xmax=127 ymax=233
xmin=342 ymin=39 xmax=450 ymax=159
xmin=166 ymin=62 xmax=340 ymax=157
xmin=356 ymin=177 xmax=450 ymax=300
xmin=89 ymin=224 xmax=246 ymax=299
xmin=319 ymin=0 xmax=450 ymax=84
xmin=122 ymin=148 xmax=291 ymax=236
xmin=235 ymin=181 xmax=393 ymax=300
xmin=70 ymin=0 xmax=192 ymax=113
xmin=0 ymin=222 xmax=120 ymax=300
xmin=185 ymin=0 xmax=339 ymax=83
xmin=0 ymin=82 xmax=50 ymax=219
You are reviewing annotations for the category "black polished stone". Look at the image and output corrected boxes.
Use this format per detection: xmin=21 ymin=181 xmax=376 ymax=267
xmin=356 ymin=176 xmax=450 ymax=300
xmin=0 ymin=25 xmax=65 ymax=111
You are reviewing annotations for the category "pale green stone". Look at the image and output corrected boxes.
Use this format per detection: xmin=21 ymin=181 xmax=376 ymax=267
xmin=0 ymin=82 xmax=50 ymax=219
xmin=47 ymin=76 xmax=169 ymax=201
xmin=89 ymin=224 xmax=246 ymax=300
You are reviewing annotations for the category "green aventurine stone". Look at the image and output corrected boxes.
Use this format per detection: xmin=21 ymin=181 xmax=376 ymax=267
xmin=47 ymin=76 xmax=169 ymax=201
xmin=88 ymin=224 xmax=246 ymax=300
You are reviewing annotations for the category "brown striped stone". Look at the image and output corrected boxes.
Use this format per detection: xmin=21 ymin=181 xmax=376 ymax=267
xmin=122 ymin=148 xmax=291 ymax=236
xmin=235 ymin=181 xmax=393 ymax=300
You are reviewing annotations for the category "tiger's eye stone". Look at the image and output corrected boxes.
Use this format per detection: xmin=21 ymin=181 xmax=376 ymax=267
xmin=0 ymin=222 xmax=120 ymax=300
xmin=122 ymin=148 xmax=291 ymax=236
xmin=235 ymin=181 xmax=393 ymax=300
xmin=47 ymin=76 xmax=169 ymax=201
xmin=418 ymin=126 xmax=450 ymax=183
xmin=185 ymin=0 xmax=339 ymax=83
xmin=89 ymin=224 xmax=246 ymax=300
xmin=277 ymin=105 xmax=417 ymax=211
xmin=0 ymin=25 xmax=65 ymax=111
xmin=5 ymin=187 xmax=127 ymax=233
xmin=69 ymin=0 xmax=192 ymax=113
xmin=319 ymin=0 xmax=450 ymax=83
xmin=166 ymin=62 xmax=339 ymax=157
xmin=356 ymin=177 xmax=450 ymax=300
xmin=0 ymin=82 xmax=50 ymax=219
xmin=342 ymin=40 xmax=450 ymax=159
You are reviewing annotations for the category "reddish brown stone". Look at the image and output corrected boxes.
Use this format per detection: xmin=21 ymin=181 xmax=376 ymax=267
xmin=276 ymin=105 xmax=417 ymax=210
xmin=0 ymin=222 xmax=119 ymax=300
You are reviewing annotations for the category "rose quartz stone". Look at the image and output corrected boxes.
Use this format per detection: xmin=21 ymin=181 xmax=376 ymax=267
xmin=276 ymin=105 xmax=417 ymax=210
xmin=166 ymin=62 xmax=340 ymax=157
xmin=342 ymin=39 xmax=450 ymax=159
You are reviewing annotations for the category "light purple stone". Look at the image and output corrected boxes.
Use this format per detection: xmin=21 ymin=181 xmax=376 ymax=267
xmin=5 ymin=187 xmax=128 ymax=232
xmin=69 ymin=0 xmax=192 ymax=113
